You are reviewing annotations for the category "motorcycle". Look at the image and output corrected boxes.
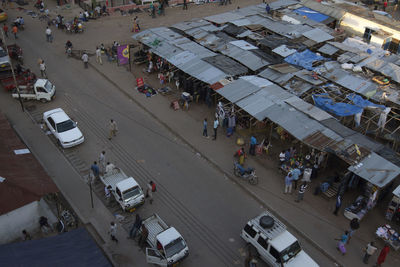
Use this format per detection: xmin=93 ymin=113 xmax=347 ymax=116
xmin=233 ymin=162 xmax=258 ymax=185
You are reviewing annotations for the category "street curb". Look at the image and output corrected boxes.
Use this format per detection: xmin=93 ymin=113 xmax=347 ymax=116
xmin=89 ymin=62 xmax=343 ymax=266
xmin=8 ymin=112 xmax=119 ymax=267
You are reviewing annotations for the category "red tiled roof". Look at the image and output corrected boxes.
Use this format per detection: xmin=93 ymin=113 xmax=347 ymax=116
xmin=0 ymin=113 xmax=58 ymax=215
xmin=210 ymin=82 xmax=224 ymax=91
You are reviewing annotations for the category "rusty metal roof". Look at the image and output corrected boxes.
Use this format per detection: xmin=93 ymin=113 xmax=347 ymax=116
xmin=0 ymin=113 xmax=58 ymax=215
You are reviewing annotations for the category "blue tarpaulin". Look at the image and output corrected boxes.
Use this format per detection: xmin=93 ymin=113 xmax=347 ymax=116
xmin=346 ymin=93 xmax=385 ymax=110
xmin=313 ymin=93 xmax=363 ymax=116
xmin=0 ymin=228 xmax=111 ymax=267
xmin=284 ymin=49 xmax=327 ymax=71
xmin=293 ymin=7 xmax=329 ymax=23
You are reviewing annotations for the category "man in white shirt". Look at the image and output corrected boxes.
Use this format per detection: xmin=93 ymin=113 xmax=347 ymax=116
xmin=82 ymin=52 xmax=89 ymax=68
xmin=213 ymin=118 xmax=219 ymax=140
xmin=96 ymin=47 xmax=102 ymax=65
xmin=45 ymin=26 xmax=52 ymax=42
xmin=105 ymin=162 xmax=116 ymax=174
xmin=39 ymin=60 xmax=47 ymax=78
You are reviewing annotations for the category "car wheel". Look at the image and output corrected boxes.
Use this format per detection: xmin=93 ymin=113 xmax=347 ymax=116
xmin=40 ymin=98 xmax=48 ymax=103
xmin=57 ymin=139 xmax=63 ymax=148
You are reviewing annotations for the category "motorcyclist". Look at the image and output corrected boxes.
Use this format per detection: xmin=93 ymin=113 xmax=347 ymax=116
xmin=65 ymin=40 xmax=73 ymax=50
xmin=65 ymin=40 xmax=73 ymax=56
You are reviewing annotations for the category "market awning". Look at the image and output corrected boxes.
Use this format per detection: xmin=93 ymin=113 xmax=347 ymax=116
xmin=348 ymin=152 xmax=400 ymax=188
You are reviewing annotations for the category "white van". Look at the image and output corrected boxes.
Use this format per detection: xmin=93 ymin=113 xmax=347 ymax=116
xmin=241 ymin=211 xmax=319 ymax=267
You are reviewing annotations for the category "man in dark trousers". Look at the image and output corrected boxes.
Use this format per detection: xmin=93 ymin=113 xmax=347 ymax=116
xmin=183 ymin=0 xmax=188 ymax=10
xmin=129 ymin=214 xmax=142 ymax=239
xmin=333 ymin=194 xmax=342 ymax=215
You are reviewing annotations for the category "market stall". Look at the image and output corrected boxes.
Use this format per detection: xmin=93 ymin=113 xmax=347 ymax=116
xmin=386 ymin=185 xmax=400 ymax=223
xmin=345 ymin=152 xmax=400 ymax=221
xmin=376 ymin=224 xmax=400 ymax=250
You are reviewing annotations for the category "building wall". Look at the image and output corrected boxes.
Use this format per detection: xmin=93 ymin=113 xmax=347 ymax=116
xmin=0 ymin=199 xmax=57 ymax=244
xmin=340 ymin=13 xmax=400 ymax=40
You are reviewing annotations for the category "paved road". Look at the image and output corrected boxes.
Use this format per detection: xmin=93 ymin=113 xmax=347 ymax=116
xmin=1 ymin=2 xmax=334 ymax=267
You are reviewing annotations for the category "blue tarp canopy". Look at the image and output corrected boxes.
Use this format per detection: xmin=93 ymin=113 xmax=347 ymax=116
xmin=284 ymin=49 xmax=327 ymax=71
xmin=313 ymin=93 xmax=363 ymax=116
xmin=0 ymin=228 xmax=111 ymax=267
xmin=346 ymin=93 xmax=385 ymax=110
xmin=293 ymin=7 xmax=329 ymax=23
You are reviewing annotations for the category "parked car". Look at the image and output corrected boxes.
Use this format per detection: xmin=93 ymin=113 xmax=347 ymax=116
xmin=0 ymin=47 xmax=11 ymax=71
xmin=43 ymin=108 xmax=84 ymax=148
xmin=0 ymin=9 xmax=7 ymax=22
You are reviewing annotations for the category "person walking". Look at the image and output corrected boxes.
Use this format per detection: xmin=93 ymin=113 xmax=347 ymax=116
xmin=290 ymin=167 xmax=301 ymax=189
xmin=138 ymin=224 xmax=149 ymax=249
xmin=375 ymin=245 xmax=390 ymax=267
xmin=383 ymin=1 xmax=387 ymax=11
xmin=109 ymin=222 xmax=118 ymax=243
xmin=335 ymin=231 xmax=349 ymax=255
xmin=91 ymin=161 xmax=100 ymax=181
xmin=333 ymin=194 xmax=342 ymax=215
xmin=95 ymin=47 xmax=102 ymax=65
xmin=3 ymin=24 xmax=8 ymax=37
xmin=45 ymin=26 xmax=52 ymax=42
xmin=99 ymin=151 xmax=106 ymax=174
xmin=249 ymin=136 xmax=257 ymax=156
xmin=266 ymin=3 xmax=271 ymax=14
xmin=129 ymin=214 xmax=142 ymax=239
xmin=213 ymin=117 xmax=219 ymax=140
xmin=12 ymin=24 xmax=18 ymax=39
xmin=108 ymin=119 xmax=118 ymax=140
xmin=183 ymin=0 xmax=188 ymax=10
xmin=295 ymin=182 xmax=308 ymax=202
xmin=104 ymin=185 xmax=112 ymax=204
xmin=284 ymin=173 xmax=293 ymax=194
xmin=363 ymin=241 xmax=377 ymax=264
xmin=146 ymin=181 xmax=156 ymax=204
xmin=347 ymin=218 xmax=360 ymax=244
xmin=39 ymin=60 xmax=47 ymax=78
xmin=202 ymin=118 xmax=208 ymax=137
xmin=82 ymin=52 xmax=89 ymax=68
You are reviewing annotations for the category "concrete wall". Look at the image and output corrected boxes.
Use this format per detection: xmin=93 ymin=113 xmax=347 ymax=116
xmin=0 ymin=199 xmax=57 ymax=244
xmin=340 ymin=13 xmax=400 ymax=40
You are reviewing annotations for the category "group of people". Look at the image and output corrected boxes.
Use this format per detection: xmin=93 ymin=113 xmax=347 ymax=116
xmin=334 ymin=218 xmax=390 ymax=266
xmin=3 ymin=23 xmax=19 ymax=39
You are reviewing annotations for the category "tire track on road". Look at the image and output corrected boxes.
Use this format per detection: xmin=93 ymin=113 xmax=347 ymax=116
xmin=61 ymin=95 xmax=242 ymax=266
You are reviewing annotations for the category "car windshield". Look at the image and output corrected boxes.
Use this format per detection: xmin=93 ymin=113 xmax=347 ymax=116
xmin=44 ymin=81 xmax=53 ymax=92
xmin=123 ymin=186 xmax=141 ymax=199
xmin=56 ymin=120 xmax=76 ymax=133
xmin=280 ymin=241 xmax=302 ymax=263
xmin=164 ymin=237 xmax=186 ymax=258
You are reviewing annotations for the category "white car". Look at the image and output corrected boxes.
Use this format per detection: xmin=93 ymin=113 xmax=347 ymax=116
xmin=43 ymin=108 xmax=84 ymax=148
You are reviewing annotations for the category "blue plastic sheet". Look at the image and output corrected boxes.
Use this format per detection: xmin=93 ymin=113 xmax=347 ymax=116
xmin=346 ymin=93 xmax=385 ymax=110
xmin=313 ymin=93 xmax=363 ymax=116
xmin=284 ymin=49 xmax=327 ymax=71
xmin=293 ymin=7 xmax=329 ymax=23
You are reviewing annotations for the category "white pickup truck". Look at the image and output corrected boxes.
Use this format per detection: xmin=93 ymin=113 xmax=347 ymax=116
xmin=143 ymin=213 xmax=189 ymax=267
xmin=99 ymin=167 xmax=145 ymax=212
xmin=241 ymin=211 xmax=319 ymax=267
xmin=11 ymin=79 xmax=55 ymax=102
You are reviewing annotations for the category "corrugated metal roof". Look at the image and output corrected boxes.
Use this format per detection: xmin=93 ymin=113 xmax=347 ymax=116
xmin=272 ymin=45 xmax=297 ymax=57
xmin=203 ymin=55 xmax=249 ymax=76
xmin=365 ymin=59 xmax=400 ymax=84
xmin=284 ymin=78 xmax=313 ymax=96
xmin=230 ymin=40 xmax=258 ymax=50
xmin=302 ymin=28 xmax=334 ymax=43
xmin=285 ymin=96 xmax=333 ymax=121
xmin=294 ymin=69 xmax=325 ymax=85
xmin=301 ymin=0 xmax=346 ymax=20
xmin=269 ymin=0 xmax=299 ymax=10
xmin=220 ymin=43 xmax=271 ymax=71
xmin=216 ymin=78 xmax=261 ymax=103
xmin=317 ymin=43 xmax=339 ymax=56
xmin=348 ymin=152 xmax=400 ymax=188
xmin=258 ymin=68 xmax=294 ymax=85
xmin=204 ymin=11 xmax=245 ymax=25
xmin=172 ymin=19 xmax=211 ymax=32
